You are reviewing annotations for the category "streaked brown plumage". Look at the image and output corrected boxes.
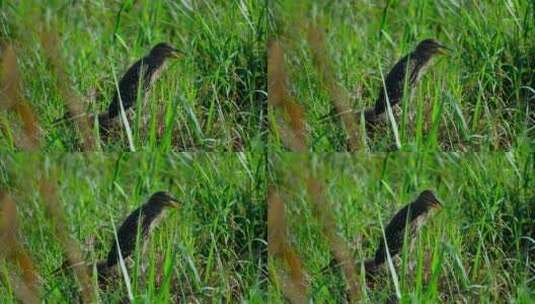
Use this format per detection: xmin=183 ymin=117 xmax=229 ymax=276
xmin=321 ymin=190 xmax=441 ymax=280
xmin=361 ymin=39 xmax=448 ymax=125
xmin=99 ymin=192 xmax=178 ymax=279
xmin=98 ymin=43 xmax=181 ymax=134
xmin=374 ymin=190 xmax=442 ymax=266
xmin=51 ymin=191 xmax=179 ymax=286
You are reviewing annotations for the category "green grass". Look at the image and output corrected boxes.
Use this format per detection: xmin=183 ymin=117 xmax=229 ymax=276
xmin=269 ymin=0 xmax=534 ymax=151
xmin=0 ymin=0 xmax=266 ymax=151
xmin=269 ymin=151 xmax=534 ymax=302
xmin=0 ymin=153 xmax=267 ymax=302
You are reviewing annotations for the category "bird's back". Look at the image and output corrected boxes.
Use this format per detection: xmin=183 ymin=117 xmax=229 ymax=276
xmin=375 ymin=204 xmax=410 ymax=264
xmin=374 ymin=54 xmax=411 ymax=114
xmin=106 ymin=206 xmax=146 ymax=267
xmin=374 ymin=201 xmax=429 ymax=265
xmin=106 ymin=58 xmax=146 ymax=119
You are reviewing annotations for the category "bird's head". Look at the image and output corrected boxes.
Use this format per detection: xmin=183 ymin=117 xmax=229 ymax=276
xmin=150 ymin=42 xmax=182 ymax=59
xmin=148 ymin=191 xmax=179 ymax=209
xmin=418 ymin=190 xmax=442 ymax=209
xmin=415 ymin=39 xmax=450 ymax=56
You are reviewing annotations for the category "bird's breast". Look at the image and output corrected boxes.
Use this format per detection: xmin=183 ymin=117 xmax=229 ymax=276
xmin=147 ymin=210 xmax=167 ymax=233
xmin=412 ymin=211 xmax=432 ymax=233
xmin=147 ymin=62 xmax=167 ymax=87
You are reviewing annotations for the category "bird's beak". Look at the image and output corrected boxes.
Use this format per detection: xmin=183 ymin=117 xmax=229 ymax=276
xmin=433 ymin=199 xmax=443 ymax=209
xmin=168 ymin=197 xmax=180 ymax=208
xmin=436 ymin=44 xmax=452 ymax=55
xmin=170 ymin=47 xmax=183 ymax=59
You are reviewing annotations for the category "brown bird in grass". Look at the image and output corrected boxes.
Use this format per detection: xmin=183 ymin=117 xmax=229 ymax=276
xmin=360 ymin=39 xmax=449 ymax=125
xmin=321 ymin=190 xmax=441 ymax=277
xmin=98 ymin=191 xmax=179 ymax=281
xmin=97 ymin=43 xmax=182 ymax=135
xmin=52 ymin=191 xmax=179 ymax=285
xmin=374 ymin=190 xmax=442 ymax=266
xmin=54 ymin=43 xmax=181 ymax=134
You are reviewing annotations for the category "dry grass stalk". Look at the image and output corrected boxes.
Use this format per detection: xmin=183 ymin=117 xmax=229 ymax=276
xmin=268 ymin=40 xmax=307 ymax=151
xmin=1 ymin=45 xmax=41 ymax=149
xmin=0 ymin=191 xmax=41 ymax=303
xmin=40 ymin=27 xmax=96 ymax=150
xmin=38 ymin=179 xmax=97 ymax=303
xmin=268 ymin=186 xmax=309 ymax=303
xmin=305 ymin=177 xmax=361 ymax=302
xmin=307 ymin=24 xmax=360 ymax=151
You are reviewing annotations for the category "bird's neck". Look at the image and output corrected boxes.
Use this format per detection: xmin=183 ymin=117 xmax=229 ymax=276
xmin=143 ymin=203 xmax=165 ymax=218
xmin=412 ymin=51 xmax=434 ymax=65
xmin=144 ymin=55 xmax=166 ymax=69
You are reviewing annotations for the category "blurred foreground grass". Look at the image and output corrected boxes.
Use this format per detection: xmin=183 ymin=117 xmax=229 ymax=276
xmin=1 ymin=0 xmax=267 ymax=151
xmin=269 ymin=151 xmax=534 ymax=302
xmin=269 ymin=1 xmax=534 ymax=151
xmin=0 ymin=152 xmax=267 ymax=302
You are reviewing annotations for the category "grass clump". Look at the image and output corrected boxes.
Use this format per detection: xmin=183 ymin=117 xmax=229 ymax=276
xmin=0 ymin=153 xmax=267 ymax=302
xmin=269 ymin=151 xmax=534 ymax=302
xmin=0 ymin=0 xmax=266 ymax=151
xmin=269 ymin=1 xmax=534 ymax=151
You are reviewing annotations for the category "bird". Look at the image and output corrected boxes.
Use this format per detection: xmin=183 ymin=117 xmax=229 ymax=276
xmin=320 ymin=190 xmax=441 ymax=279
xmin=53 ymin=43 xmax=181 ymax=135
xmin=97 ymin=42 xmax=182 ymax=135
xmin=51 ymin=191 xmax=179 ymax=286
xmin=101 ymin=191 xmax=179 ymax=273
xmin=374 ymin=190 xmax=442 ymax=266
xmin=359 ymin=39 xmax=449 ymax=125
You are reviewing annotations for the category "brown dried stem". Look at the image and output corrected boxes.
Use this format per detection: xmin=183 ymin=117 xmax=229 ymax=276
xmin=0 ymin=192 xmax=41 ymax=303
xmin=38 ymin=178 xmax=96 ymax=303
xmin=307 ymin=24 xmax=360 ymax=151
xmin=268 ymin=186 xmax=309 ymax=303
xmin=1 ymin=45 xmax=41 ymax=149
xmin=268 ymin=40 xmax=307 ymax=151
xmin=40 ymin=27 xmax=96 ymax=150
xmin=305 ymin=177 xmax=361 ymax=302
